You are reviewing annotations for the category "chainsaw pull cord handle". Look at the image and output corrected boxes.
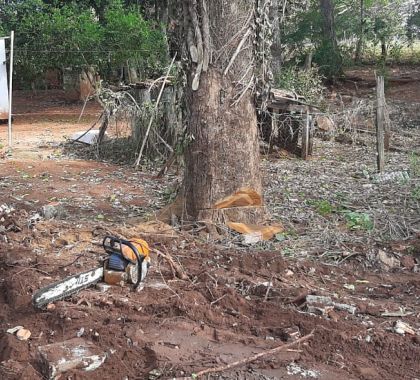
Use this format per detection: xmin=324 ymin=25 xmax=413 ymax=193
xmin=102 ymin=236 xmax=145 ymax=289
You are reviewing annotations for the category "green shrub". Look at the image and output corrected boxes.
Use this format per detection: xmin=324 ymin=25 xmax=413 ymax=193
xmin=307 ymin=199 xmax=334 ymax=216
xmin=344 ymin=212 xmax=374 ymax=231
xmin=412 ymin=186 xmax=420 ymax=201
xmin=313 ymin=40 xmax=343 ymax=80
xmin=274 ymin=66 xmax=325 ymax=105
xmin=410 ymin=152 xmax=420 ymax=177
xmin=0 ymin=0 xmax=167 ymax=83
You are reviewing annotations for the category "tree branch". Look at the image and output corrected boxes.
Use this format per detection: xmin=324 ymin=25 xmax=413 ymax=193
xmin=223 ymin=28 xmax=251 ymax=76
xmin=172 ymin=330 xmax=315 ymax=379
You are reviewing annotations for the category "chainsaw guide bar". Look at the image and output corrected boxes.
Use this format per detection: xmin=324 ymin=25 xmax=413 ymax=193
xmin=32 ymin=267 xmax=104 ymax=308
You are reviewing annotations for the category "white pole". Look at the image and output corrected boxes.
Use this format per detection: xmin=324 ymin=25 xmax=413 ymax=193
xmin=8 ymin=31 xmax=14 ymax=148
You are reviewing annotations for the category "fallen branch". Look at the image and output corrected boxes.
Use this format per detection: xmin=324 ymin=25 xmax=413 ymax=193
xmin=153 ymin=248 xmax=189 ymax=281
xmin=156 ymin=152 xmax=177 ymax=178
xmin=77 ymin=93 xmax=92 ymax=123
xmin=172 ymin=330 xmax=315 ymax=379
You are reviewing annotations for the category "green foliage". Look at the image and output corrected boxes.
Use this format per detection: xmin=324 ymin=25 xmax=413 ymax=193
xmin=344 ymin=211 xmax=374 ymax=231
xmin=0 ymin=0 xmax=167 ymax=83
xmin=307 ymin=199 xmax=335 ymax=216
xmin=274 ymin=66 xmax=325 ymax=104
xmin=410 ymin=152 xmax=420 ymax=177
xmin=279 ymin=0 xmax=419 ymax=72
xmin=314 ymin=40 xmax=343 ymax=79
xmin=412 ymin=186 xmax=420 ymax=202
xmin=104 ymin=5 xmax=167 ymax=75
xmin=407 ymin=9 xmax=420 ymax=41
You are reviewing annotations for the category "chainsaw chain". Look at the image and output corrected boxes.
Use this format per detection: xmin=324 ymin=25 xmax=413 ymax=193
xmin=32 ymin=268 xmax=103 ymax=309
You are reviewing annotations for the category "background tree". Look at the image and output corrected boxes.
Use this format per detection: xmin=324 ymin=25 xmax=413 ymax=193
xmin=317 ymin=0 xmax=342 ymax=78
xmin=354 ymin=0 xmax=365 ymax=62
xmin=270 ymin=0 xmax=283 ymax=76
xmin=0 ymin=0 xmax=167 ymax=87
xmin=407 ymin=5 xmax=420 ymax=42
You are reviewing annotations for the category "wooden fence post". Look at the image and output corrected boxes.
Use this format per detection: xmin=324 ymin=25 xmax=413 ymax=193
xmin=301 ymin=110 xmax=310 ymax=160
xmin=308 ymin=115 xmax=314 ymax=156
xmin=376 ymin=76 xmax=385 ymax=173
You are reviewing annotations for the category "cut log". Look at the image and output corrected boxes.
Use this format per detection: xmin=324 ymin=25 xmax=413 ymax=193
xmin=227 ymin=221 xmax=283 ymax=240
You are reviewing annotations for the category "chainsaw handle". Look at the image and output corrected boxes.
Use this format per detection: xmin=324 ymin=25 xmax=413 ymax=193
xmin=102 ymin=236 xmax=145 ymax=289
xmin=102 ymin=236 xmax=121 ymax=255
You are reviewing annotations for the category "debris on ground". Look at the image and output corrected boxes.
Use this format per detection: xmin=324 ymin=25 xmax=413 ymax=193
xmin=6 ymin=326 xmax=24 ymax=335
xmin=377 ymin=250 xmax=400 ymax=269
xmin=37 ymin=338 xmax=106 ymax=379
xmin=381 ymin=309 xmax=413 ymax=317
xmin=393 ymin=320 xmax=417 ymax=336
xmin=306 ymin=295 xmax=356 ymax=316
xmin=227 ymin=222 xmax=284 ymax=242
xmin=372 ymin=171 xmax=410 ymax=184
xmin=41 ymin=202 xmax=67 ymax=220
xmin=16 ymin=329 xmax=31 ymax=341
xmin=6 ymin=326 xmax=31 ymax=341
xmin=287 ymin=362 xmax=319 ymax=378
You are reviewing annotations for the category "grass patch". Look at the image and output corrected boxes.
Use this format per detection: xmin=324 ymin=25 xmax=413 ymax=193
xmin=410 ymin=152 xmax=420 ymax=177
xmin=307 ymin=199 xmax=335 ymax=216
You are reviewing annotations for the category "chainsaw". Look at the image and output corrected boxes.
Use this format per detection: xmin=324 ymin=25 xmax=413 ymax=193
xmin=32 ymin=236 xmax=151 ymax=309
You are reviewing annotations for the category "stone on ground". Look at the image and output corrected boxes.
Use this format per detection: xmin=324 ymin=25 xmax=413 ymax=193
xmin=37 ymin=338 xmax=106 ymax=379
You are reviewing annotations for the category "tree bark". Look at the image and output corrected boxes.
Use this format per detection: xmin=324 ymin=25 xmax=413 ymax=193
xmin=156 ymin=0 xmax=169 ymax=31
xmin=381 ymin=38 xmax=387 ymax=61
xmin=319 ymin=0 xmax=337 ymax=47
xmin=181 ymin=0 xmax=265 ymax=222
xmin=270 ymin=0 xmax=282 ymax=76
xmin=355 ymin=0 xmax=364 ymax=63
xmin=319 ymin=0 xmax=342 ymax=77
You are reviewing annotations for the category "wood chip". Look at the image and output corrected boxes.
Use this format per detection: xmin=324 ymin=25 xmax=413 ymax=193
xmin=16 ymin=328 xmax=31 ymax=341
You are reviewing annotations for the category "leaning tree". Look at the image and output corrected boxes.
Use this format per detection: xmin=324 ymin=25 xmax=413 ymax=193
xmin=179 ymin=0 xmax=272 ymax=223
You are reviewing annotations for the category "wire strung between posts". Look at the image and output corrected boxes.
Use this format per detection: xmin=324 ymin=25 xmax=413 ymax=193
xmin=13 ymin=49 xmax=155 ymax=53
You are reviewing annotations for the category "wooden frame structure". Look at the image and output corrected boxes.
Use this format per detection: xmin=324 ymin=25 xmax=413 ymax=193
xmin=258 ymin=88 xmax=317 ymax=160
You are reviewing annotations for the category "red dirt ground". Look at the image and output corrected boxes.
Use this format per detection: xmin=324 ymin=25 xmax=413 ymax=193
xmin=0 ymin=86 xmax=419 ymax=380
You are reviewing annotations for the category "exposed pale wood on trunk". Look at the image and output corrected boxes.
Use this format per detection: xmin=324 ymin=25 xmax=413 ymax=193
xmin=214 ymin=188 xmax=262 ymax=209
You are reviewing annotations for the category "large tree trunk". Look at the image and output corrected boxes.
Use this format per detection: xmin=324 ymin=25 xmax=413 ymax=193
xmin=319 ymin=0 xmax=342 ymax=78
xmin=270 ymin=0 xmax=282 ymax=76
xmin=381 ymin=38 xmax=387 ymax=61
xmin=319 ymin=0 xmax=338 ymax=50
xmin=181 ymin=0 xmax=266 ymax=223
xmin=156 ymin=0 xmax=169 ymax=25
